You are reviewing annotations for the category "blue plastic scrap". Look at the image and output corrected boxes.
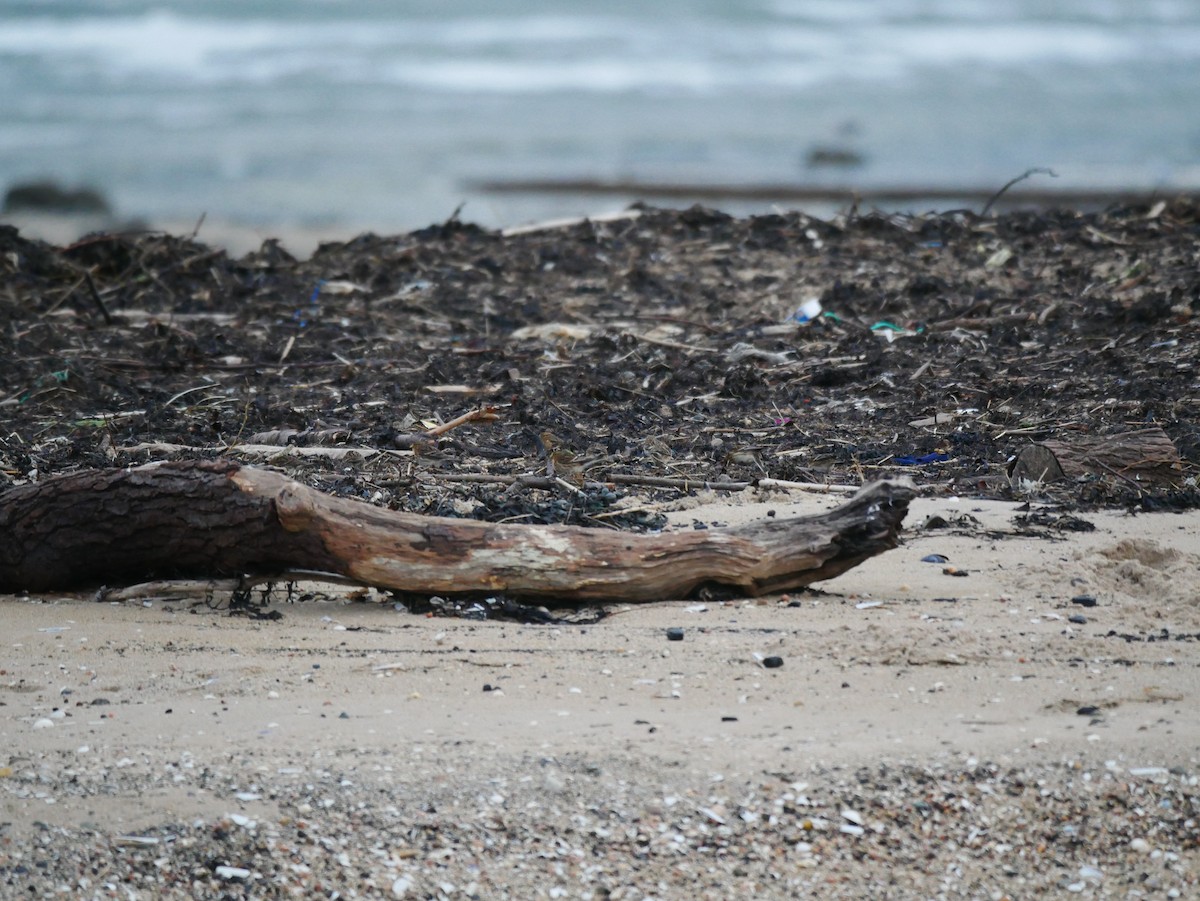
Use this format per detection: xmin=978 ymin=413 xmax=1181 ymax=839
xmin=895 ymin=452 xmax=949 ymax=465
xmin=293 ymin=280 xmax=325 ymax=328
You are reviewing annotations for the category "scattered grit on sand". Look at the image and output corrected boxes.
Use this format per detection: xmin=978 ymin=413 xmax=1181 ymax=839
xmin=3 ymin=492 xmax=1198 ymax=899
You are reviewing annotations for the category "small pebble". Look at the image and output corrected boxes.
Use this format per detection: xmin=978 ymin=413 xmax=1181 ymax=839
xmin=1068 ymin=614 xmax=1088 ymax=624
xmin=666 ymin=628 xmax=685 ymax=641
xmin=215 ymin=865 xmax=251 ymax=882
xmin=762 ymin=656 xmax=784 ymax=669
xmin=1076 ymin=705 xmax=1101 ymax=716
xmin=1071 ymin=594 xmax=1097 ymax=607
xmin=921 ymin=554 xmax=949 ymax=563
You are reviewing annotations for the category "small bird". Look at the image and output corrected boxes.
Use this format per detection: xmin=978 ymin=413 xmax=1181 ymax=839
xmin=538 ymin=430 xmax=588 ymax=486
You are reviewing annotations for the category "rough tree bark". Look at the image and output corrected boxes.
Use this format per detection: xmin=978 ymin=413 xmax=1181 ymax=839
xmin=1007 ymin=427 xmax=1182 ymax=488
xmin=0 ymin=461 xmax=914 ymax=602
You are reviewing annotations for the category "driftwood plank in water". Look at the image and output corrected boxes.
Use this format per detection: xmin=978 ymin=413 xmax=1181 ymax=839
xmin=0 ymin=461 xmax=914 ymax=601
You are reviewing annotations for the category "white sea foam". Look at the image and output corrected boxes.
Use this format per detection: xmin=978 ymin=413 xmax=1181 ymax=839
xmin=0 ymin=1 xmax=1197 ymax=232
xmin=3 ymin=6 xmax=1197 ymax=90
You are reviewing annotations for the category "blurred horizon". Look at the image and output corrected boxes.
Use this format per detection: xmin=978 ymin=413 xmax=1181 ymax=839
xmin=2 ymin=0 xmax=1199 ymax=244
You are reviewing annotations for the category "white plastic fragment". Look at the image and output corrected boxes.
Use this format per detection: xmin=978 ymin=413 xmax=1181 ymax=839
xmin=793 ymin=297 xmax=823 ymax=323
xmin=114 ymin=835 xmax=160 ymax=847
xmin=32 ymin=718 xmax=54 ymax=730
xmin=985 ymin=247 xmax=1014 ymax=269
xmin=319 ymin=280 xmax=369 ymax=295
xmin=215 ymin=866 xmax=251 ymax=881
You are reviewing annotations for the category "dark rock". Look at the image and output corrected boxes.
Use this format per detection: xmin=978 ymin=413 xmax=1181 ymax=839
xmin=4 ymin=180 xmax=111 ymax=214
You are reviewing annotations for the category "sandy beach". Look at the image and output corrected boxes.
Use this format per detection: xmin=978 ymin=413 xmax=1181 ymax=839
xmin=4 ymin=490 xmax=1198 ymax=898
xmin=3 ymin=200 xmax=1200 ymax=897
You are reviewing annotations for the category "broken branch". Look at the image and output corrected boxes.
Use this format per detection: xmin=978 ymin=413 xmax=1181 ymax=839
xmin=0 ymin=461 xmax=914 ymax=603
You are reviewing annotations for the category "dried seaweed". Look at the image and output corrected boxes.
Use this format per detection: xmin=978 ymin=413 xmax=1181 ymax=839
xmin=2 ymin=200 xmax=1199 ymax=518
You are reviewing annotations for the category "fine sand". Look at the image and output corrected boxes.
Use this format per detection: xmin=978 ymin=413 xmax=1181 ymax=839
xmin=3 ymin=489 xmax=1198 ymax=898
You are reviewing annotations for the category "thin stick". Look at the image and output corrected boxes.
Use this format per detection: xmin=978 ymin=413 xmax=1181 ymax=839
xmin=430 ymin=471 xmax=868 ymax=495
xmin=84 ymin=272 xmax=114 ymax=325
xmin=393 ymin=405 xmax=500 ymax=449
xmin=606 ymin=473 xmax=751 ymax=491
xmin=426 ymin=471 xmax=753 ymax=493
xmin=188 ymin=212 xmax=207 ymax=242
xmin=626 ymin=332 xmax=714 ymax=354
xmin=982 ymin=168 xmax=1058 ymax=217
xmin=755 ymin=478 xmax=861 ymax=494
xmin=424 ymin=405 xmax=500 ymax=437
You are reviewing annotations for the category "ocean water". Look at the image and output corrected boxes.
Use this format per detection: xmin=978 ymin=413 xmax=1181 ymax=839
xmin=2 ymin=0 xmax=1199 ymax=235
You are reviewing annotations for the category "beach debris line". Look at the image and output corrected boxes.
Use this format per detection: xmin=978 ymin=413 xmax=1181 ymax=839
xmin=0 ymin=460 xmax=913 ymax=603
xmin=471 ymin=175 xmax=1198 ymax=212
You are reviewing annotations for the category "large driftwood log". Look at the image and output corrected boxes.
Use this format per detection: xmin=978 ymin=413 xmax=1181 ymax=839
xmin=1007 ymin=427 xmax=1182 ymax=488
xmin=0 ymin=461 xmax=913 ymax=601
